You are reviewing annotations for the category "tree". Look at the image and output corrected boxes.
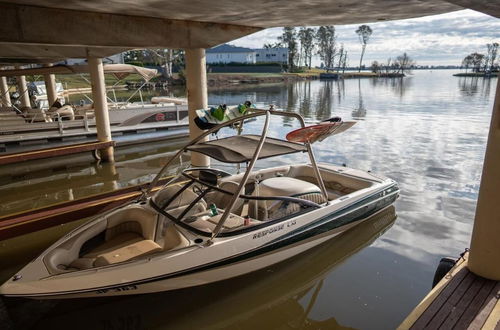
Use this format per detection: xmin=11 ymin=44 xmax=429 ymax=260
xmin=298 ymin=27 xmax=316 ymax=69
xmin=469 ymin=52 xmax=485 ymax=72
xmin=394 ymin=53 xmax=416 ymax=74
xmin=355 ymin=25 xmax=373 ymax=72
xmin=462 ymin=55 xmax=473 ymax=73
xmin=337 ymin=44 xmax=348 ymax=72
xmin=279 ymin=27 xmax=298 ymax=71
xmin=263 ymin=42 xmax=282 ymax=49
xmin=371 ymin=60 xmax=381 ymax=73
xmin=316 ymin=26 xmax=337 ymax=72
xmin=486 ymin=42 xmax=499 ymax=72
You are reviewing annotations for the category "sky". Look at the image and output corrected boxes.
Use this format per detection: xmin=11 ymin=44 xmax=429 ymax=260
xmin=230 ymin=9 xmax=500 ymax=66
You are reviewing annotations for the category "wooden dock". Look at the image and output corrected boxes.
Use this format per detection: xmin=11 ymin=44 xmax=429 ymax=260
xmin=0 ymin=177 xmax=171 ymax=240
xmin=400 ymin=254 xmax=499 ymax=329
xmin=0 ymin=140 xmax=115 ymax=165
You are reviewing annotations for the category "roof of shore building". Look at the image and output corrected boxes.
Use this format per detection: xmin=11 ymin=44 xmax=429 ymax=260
xmin=207 ymin=44 xmax=254 ymax=54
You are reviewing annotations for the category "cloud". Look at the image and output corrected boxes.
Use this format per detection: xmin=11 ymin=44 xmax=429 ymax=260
xmin=230 ymin=9 xmax=500 ymax=66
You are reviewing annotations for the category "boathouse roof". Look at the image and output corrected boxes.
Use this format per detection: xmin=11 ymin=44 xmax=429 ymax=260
xmin=0 ymin=0 xmax=497 ymax=63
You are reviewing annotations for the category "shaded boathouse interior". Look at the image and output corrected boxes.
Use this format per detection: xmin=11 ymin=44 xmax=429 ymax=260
xmin=0 ymin=0 xmax=499 ymax=328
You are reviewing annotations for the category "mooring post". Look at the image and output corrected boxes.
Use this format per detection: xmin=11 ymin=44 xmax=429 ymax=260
xmin=468 ymin=73 xmax=500 ymax=280
xmin=0 ymin=69 xmax=11 ymax=107
xmin=88 ymin=57 xmax=114 ymax=162
xmin=15 ymin=66 xmax=30 ymax=108
xmin=185 ymin=48 xmax=210 ymax=167
xmin=43 ymin=64 xmax=58 ymax=107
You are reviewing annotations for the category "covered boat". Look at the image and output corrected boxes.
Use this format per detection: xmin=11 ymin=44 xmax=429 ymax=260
xmin=0 ymin=108 xmax=399 ymax=299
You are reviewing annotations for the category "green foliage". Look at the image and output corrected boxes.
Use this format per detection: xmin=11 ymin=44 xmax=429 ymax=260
xmin=316 ymin=26 xmax=337 ymax=71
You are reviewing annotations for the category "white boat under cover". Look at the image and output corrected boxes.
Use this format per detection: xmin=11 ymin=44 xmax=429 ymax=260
xmin=0 ymin=108 xmax=399 ymax=299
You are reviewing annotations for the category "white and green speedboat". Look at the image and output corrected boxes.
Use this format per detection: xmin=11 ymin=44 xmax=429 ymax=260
xmin=0 ymin=108 xmax=399 ymax=299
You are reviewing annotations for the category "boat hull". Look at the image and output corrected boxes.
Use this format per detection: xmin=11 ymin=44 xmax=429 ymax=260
xmin=1 ymin=185 xmax=398 ymax=299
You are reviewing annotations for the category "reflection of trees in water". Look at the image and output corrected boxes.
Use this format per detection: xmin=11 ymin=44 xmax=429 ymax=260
xmin=392 ymin=77 xmax=411 ymax=98
xmin=368 ymin=77 xmax=411 ymax=98
xmin=352 ymin=79 xmax=366 ymax=118
xmin=315 ymin=80 xmax=333 ymax=120
xmin=458 ymin=77 xmax=492 ymax=99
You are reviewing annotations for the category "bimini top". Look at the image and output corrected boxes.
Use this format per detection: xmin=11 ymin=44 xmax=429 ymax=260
xmin=186 ymin=134 xmax=307 ymax=163
xmin=0 ymin=64 xmax=158 ymax=81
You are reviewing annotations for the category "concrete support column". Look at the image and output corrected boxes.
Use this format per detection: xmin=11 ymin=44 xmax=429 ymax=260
xmin=0 ymin=75 xmax=11 ymax=107
xmin=468 ymin=74 xmax=500 ymax=280
xmin=88 ymin=57 xmax=114 ymax=162
xmin=15 ymin=66 xmax=30 ymax=108
xmin=185 ymin=48 xmax=210 ymax=167
xmin=43 ymin=64 xmax=57 ymax=107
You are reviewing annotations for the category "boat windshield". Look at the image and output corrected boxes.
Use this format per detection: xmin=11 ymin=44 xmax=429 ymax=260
xmin=149 ymin=168 xmax=322 ymax=237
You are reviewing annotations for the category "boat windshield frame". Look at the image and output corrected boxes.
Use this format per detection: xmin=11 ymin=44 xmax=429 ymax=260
xmin=145 ymin=108 xmax=330 ymax=239
xmin=149 ymin=168 xmax=322 ymax=238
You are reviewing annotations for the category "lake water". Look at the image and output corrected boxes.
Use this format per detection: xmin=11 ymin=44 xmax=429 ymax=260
xmin=0 ymin=70 xmax=497 ymax=329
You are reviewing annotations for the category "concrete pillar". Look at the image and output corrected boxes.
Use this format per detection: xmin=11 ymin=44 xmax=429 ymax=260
xmin=88 ymin=57 xmax=114 ymax=162
xmin=15 ymin=66 xmax=30 ymax=108
xmin=468 ymin=74 xmax=500 ymax=280
xmin=0 ymin=76 xmax=11 ymax=107
xmin=43 ymin=64 xmax=57 ymax=107
xmin=185 ymin=48 xmax=210 ymax=167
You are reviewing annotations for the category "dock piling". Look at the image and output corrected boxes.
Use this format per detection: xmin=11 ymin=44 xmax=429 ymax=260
xmin=88 ymin=57 xmax=114 ymax=162
xmin=185 ymin=48 xmax=210 ymax=167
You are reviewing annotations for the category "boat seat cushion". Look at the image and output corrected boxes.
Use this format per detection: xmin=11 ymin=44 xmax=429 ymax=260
xmin=257 ymin=177 xmax=321 ymax=197
xmin=94 ymin=239 xmax=162 ymax=267
xmin=83 ymin=232 xmax=143 ymax=258
xmin=162 ymin=225 xmax=190 ymax=251
xmin=69 ymin=257 xmax=96 ymax=270
xmin=105 ymin=206 xmax=158 ymax=241
xmin=249 ymin=177 xmax=326 ymax=220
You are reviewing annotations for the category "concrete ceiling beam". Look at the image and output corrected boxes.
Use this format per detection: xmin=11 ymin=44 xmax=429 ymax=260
xmin=0 ymin=3 xmax=260 ymax=51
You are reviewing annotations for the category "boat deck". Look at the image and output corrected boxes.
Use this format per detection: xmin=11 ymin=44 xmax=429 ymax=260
xmin=401 ymin=256 xmax=499 ymax=330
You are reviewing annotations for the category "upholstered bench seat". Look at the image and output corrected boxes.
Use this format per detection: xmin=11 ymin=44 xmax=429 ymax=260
xmin=93 ymin=239 xmax=162 ymax=267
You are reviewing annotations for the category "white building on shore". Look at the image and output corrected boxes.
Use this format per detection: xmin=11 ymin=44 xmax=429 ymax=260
xmin=255 ymin=48 xmax=288 ymax=64
xmin=206 ymin=44 xmax=256 ymax=64
xmin=206 ymin=44 xmax=288 ymax=65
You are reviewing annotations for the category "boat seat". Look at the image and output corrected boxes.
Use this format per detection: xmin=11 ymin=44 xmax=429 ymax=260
xmin=153 ymin=184 xmax=207 ymax=210
xmin=216 ymin=181 xmax=245 ymax=215
xmin=162 ymin=225 xmax=190 ymax=251
xmin=249 ymin=177 xmax=326 ymax=221
xmin=93 ymin=239 xmax=162 ymax=267
xmin=82 ymin=232 xmax=143 ymax=258
xmin=105 ymin=206 xmax=158 ymax=241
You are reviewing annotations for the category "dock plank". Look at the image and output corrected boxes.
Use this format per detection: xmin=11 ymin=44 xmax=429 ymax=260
xmin=439 ymin=276 xmax=485 ymax=329
xmin=467 ymin=282 xmax=500 ymax=330
xmin=411 ymin=267 xmax=500 ymax=330
xmin=410 ymin=267 xmax=469 ymax=329
xmin=426 ymin=272 xmax=475 ymax=328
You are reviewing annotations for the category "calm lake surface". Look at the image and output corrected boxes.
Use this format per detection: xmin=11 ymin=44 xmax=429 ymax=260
xmin=0 ymin=70 xmax=497 ymax=329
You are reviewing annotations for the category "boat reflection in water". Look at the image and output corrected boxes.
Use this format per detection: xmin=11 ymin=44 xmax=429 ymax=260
xmin=4 ymin=206 xmax=396 ymax=330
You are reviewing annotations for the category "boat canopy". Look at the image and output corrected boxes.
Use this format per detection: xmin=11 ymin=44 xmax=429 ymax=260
xmin=186 ymin=134 xmax=307 ymax=163
xmin=0 ymin=64 xmax=158 ymax=81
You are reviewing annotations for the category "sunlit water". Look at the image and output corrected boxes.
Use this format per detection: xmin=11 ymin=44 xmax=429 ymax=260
xmin=0 ymin=70 xmax=496 ymax=329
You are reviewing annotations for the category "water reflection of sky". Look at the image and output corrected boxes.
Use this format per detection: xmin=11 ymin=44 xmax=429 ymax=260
xmin=0 ymin=70 xmax=496 ymax=329
xmin=209 ymin=70 xmax=496 ymax=328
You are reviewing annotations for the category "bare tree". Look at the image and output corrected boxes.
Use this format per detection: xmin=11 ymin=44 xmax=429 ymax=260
xmin=316 ymin=26 xmax=337 ymax=72
xmin=279 ymin=27 xmax=298 ymax=71
xmin=486 ymin=42 xmax=499 ymax=72
xmin=462 ymin=55 xmax=473 ymax=73
xmin=394 ymin=53 xmax=416 ymax=74
xmin=355 ymin=25 xmax=373 ymax=72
